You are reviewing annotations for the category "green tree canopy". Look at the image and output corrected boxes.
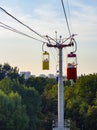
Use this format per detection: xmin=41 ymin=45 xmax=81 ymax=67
xmin=65 ymin=74 xmax=97 ymax=130
xmin=0 ymin=77 xmax=42 ymax=130
xmin=0 ymin=90 xmax=29 ymax=130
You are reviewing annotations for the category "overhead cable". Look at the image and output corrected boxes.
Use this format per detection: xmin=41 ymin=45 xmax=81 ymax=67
xmin=0 ymin=22 xmax=47 ymax=43
xmin=0 ymin=7 xmax=47 ymax=41
xmin=49 ymin=48 xmax=58 ymax=63
xmin=61 ymin=0 xmax=71 ymax=36
xmin=66 ymin=0 xmax=73 ymax=32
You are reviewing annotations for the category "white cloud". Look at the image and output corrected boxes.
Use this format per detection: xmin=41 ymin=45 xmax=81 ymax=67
xmin=0 ymin=1 xmax=97 ymax=75
xmin=66 ymin=0 xmax=97 ymax=43
xmin=0 ymin=0 xmax=97 ymax=43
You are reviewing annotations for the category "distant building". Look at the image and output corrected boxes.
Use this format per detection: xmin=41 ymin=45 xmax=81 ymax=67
xmin=20 ymin=71 xmax=31 ymax=79
xmin=31 ymin=75 xmax=36 ymax=78
xmin=39 ymin=74 xmax=46 ymax=78
xmin=39 ymin=74 xmax=55 ymax=78
xmin=48 ymin=74 xmax=55 ymax=79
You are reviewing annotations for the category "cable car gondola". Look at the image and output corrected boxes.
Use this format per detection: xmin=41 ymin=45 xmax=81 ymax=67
xmin=66 ymin=52 xmax=77 ymax=80
xmin=42 ymin=51 xmax=49 ymax=70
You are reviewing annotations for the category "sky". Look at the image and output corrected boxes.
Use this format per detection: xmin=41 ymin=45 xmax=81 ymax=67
xmin=0 ymin=0 xmax=97 ymax=76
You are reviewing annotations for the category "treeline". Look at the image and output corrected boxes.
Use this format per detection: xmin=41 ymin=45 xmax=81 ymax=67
xmin=65 ymin=74 xmax=97 ymax=130
xmin=0 ymin=63 xmax=97 ymax=130
xmin=0 ymin=63 xmax=57 ymax=130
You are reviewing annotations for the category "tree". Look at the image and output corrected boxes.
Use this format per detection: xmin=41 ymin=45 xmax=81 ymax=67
xmin=42 ymin=84 xmax=58 ymax=130
xmin=0 ymin=77 xmax=42 ymax=130
xmin=21 ymin=87 xmax=42 ymax=130
xmin=0 ymin=63 xmax=19 ymax=80
xmin=65 ymin=74 xmax=97 ymax=130
xmin=0 ymin=90 xmax=29 ymax=130
xmin=26 ymin=76 xmax=57 ymax=95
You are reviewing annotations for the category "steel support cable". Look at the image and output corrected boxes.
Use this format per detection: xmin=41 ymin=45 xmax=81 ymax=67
xmin=66 ymin=0 xmax=73 ymax=33
xmin=62 ymin=34 xmax=75 ymax=44
xmin=49 ymin=48 xmax=58 ymax=63
xmin=71 ymin=38 xmax=77 ymax=53
xmin=61 ymin=0 xmax=77 ymax=53
xmin=0 ymin=22 xmax=47 ymax=43
xmin=61 ymin=0 xmax=71 ymax=36
xmin=46 ymin=35 xmax=56 ymax=43
xmin=46 ymin=33 xmax=59 ymax=62
xmin=42 ymin=40 xmax=58 ymax=63
xmin=0 ymin=7 xmax=47 ymax=41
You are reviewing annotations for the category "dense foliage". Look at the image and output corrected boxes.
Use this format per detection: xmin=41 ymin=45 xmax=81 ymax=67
xmin=0 ymin=63 xmax=97 ymax=130
xmin=65 ymin=74 xmax=97 ymax=130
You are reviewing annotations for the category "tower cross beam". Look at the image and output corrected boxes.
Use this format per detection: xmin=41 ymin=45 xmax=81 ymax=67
xmin=47 ymin=42 xmax=73 ymax=49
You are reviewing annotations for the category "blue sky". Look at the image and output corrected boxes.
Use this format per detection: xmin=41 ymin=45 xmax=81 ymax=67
xmin=0 ymin=0 xmax=97 ymax=76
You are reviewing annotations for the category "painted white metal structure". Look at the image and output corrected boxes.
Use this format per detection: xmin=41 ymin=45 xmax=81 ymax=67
xmin=47 ymin=36 xmax=74 ymax=130
xmin=58 ymin=48 xmax=64 ymax=130
xmin=52 ymin=49 xmax=70 ymax=130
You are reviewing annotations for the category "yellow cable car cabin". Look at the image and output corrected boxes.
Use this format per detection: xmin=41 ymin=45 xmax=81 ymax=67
xmin=42 ymin=51 xmax=49 ymax=70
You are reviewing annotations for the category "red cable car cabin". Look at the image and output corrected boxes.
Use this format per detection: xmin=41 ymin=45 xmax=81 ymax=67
xmin=67 ymin=53 xmax=77 ymax=80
